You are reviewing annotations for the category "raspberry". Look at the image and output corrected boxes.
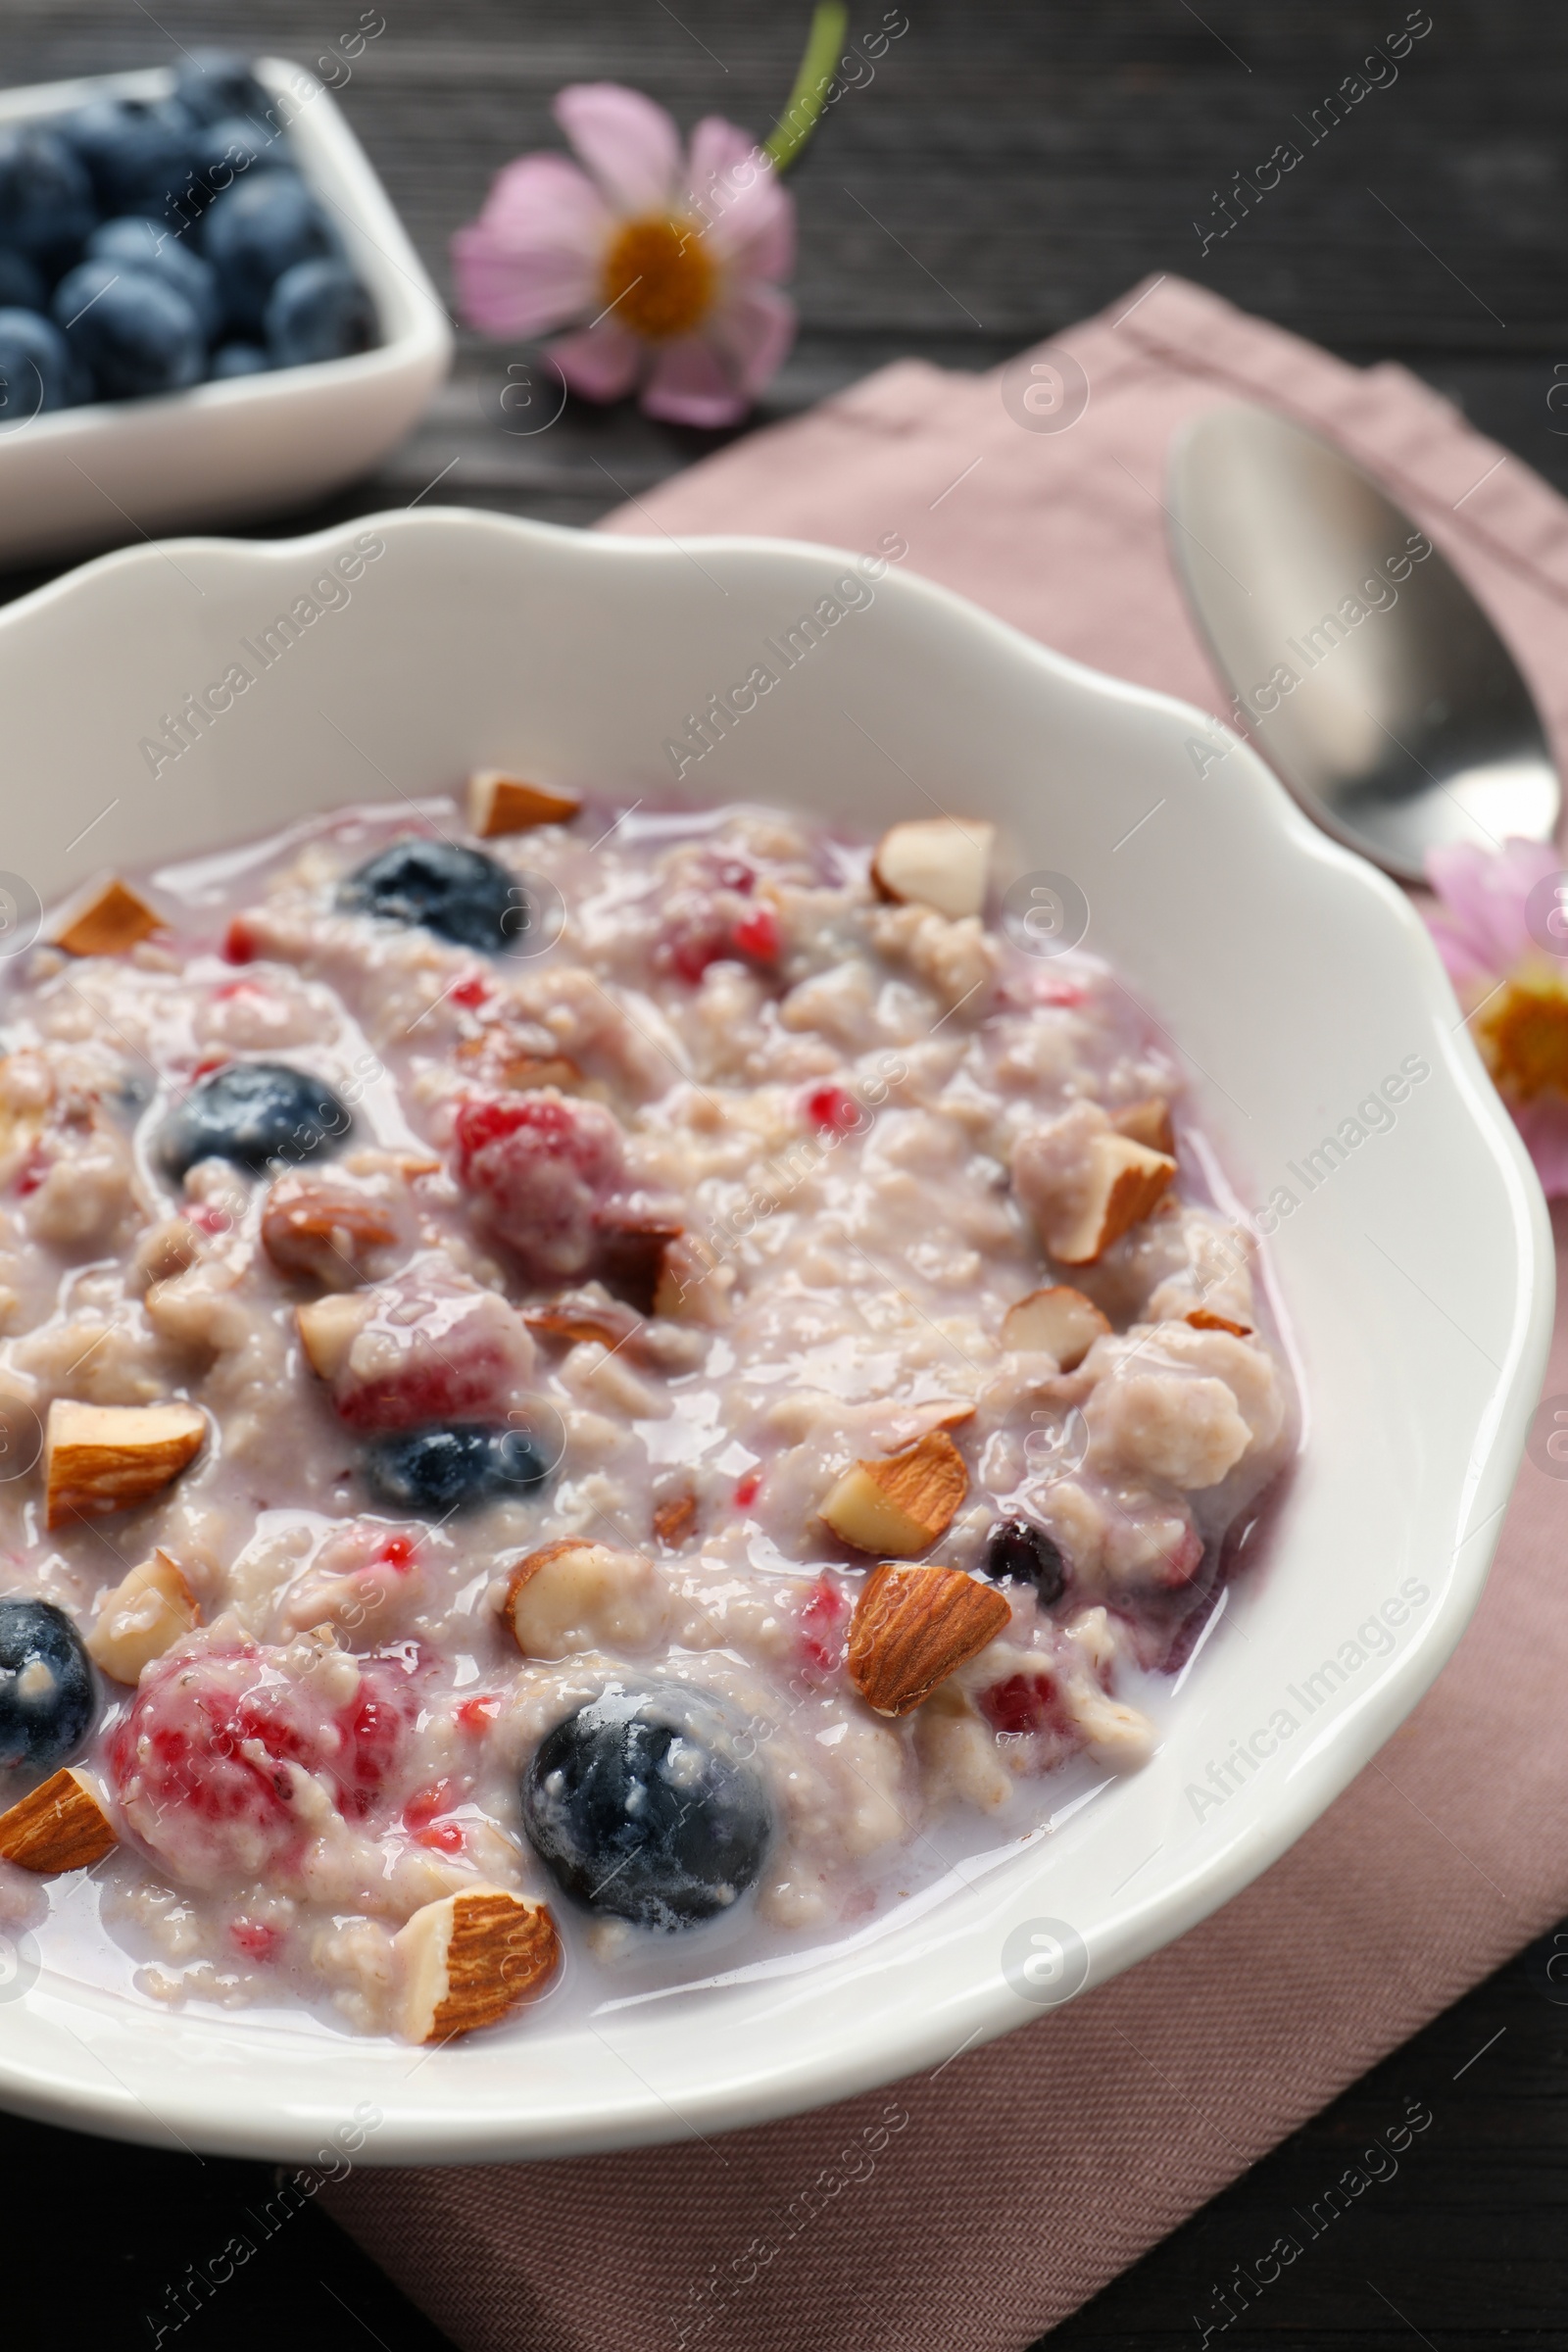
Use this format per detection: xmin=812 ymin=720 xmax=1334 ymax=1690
xmin=977 ymin=1673 xmax=1057 ymax=1737
xmin=221 ymin=917 xmax=257 ymax=964
xmin=732 ymin=905 xmax=781 ymax=963
xmin=454 ymin=1090 xmax=626 ymax=1279
xmin=229 ymin=1920 xmax=282 ymax=1962
xmin=450 ymin=974 xmax=489 ymax=1008
xmin=804 ymin=1083 xmax=863 ymax=1135
xmin=111 ymin=1640 xmax=414 ymax=1885
xmin=318 ymin=1253 xmax=539 ymax=1433
xmin=732 ymin=1470 xmax=761 ymax=1509
xmin=456 ymin=1693 xmax=501 ymax=1735
xmin=798 ymin=1575 xmax=848 ymax=1677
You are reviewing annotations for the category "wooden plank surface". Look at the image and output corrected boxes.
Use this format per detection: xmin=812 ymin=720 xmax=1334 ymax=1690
xmin=0 ymin=5 xmax=1563 ymax=2347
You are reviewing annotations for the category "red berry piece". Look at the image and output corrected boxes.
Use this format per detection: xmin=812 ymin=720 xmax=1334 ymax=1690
xmin=221 ymin=917 xmax=257 ymax=964
xmin=797 ymin=1575 xmax=849 ymax=1679
xmin=732 ymin=1470 xmax=761 ymax=1510
xmin=731 ymin=905 xmax=781 ymax=963
xmin=803 ymin=1083 xmax=863 ymax=1136
xmin=454 ymin=1090 xmax=626 ymax=1280
xmin=977 ymin=1672 xmax=1059 ymax=1738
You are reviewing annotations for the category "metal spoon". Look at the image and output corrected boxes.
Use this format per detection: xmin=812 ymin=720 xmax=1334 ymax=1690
xmin=1165 ymin=401 xmax=1558 ymax=881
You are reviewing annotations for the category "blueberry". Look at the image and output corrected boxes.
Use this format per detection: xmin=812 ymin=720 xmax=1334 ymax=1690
xmin=522 ymin=1682 xmax=772 ymax=1932
xmin=86 ymin=218 xmax=222 ymax=340
xmin=53 ymin=264 xmax=206 ymax=401
xmin=984 ymin=1517 xmax=1067 ymax=1604
xmin=0 ymin=126 xmax=96 ymax=266
xmin=172 ymin=51 xmax=274 ymax=129
xmin=192 ymin=118 xmax=289 ymax=210
xmin=363 ymin=1422 xmax=549 ymax=1517
xmin=0 ymin=309 xmax=73 ymax=419
xmin=61 ymin=96 xmax=197 ymax=223
xmin=0 ymin=252 xmax=44 ymax=312
xmin=157 ymin=1061 xmax=352 ymax=1180
xmin=265 ymin=258 xmax=375 ymax=367
xmin=202 ymin=170 xmax=332 ymax=336
xmin=210 ymin=340 xmax=270 ymax=378
xmin=0 ymin=1599 xmax=95 ymax=1774
xmin=338 ymin=841 xmax=521 ymax=953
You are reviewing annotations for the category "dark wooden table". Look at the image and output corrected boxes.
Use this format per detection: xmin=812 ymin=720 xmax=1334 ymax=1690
xmin=3 ymin=4 xmax=1566 ymax=2345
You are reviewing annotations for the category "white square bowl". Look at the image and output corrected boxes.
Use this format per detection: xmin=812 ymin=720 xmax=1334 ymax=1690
xmin=0 ymin=508 xmax=1549 ymax=2163
xmin=0 ymin=59 xmax=452 ymax=568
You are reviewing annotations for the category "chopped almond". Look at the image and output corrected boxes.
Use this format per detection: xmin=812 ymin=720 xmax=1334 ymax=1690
xmin=1113 ymin=1099 xmax=1176 ymax=1156
xmin=1042 ymin=1133 xmax=1176 ymax=1266
xmin=44 ymin=1398 xmax=205 ymax=1528
xmin=1001 ymin=1285 xmax=1110 ymax=1370
xmin=819 ymin=1429 xmax=968 ymax=1557
xmin=0 ymin=1767 xmax=117 ymax=1873
xmin=467 ymin=771 xmax=581 ymax=838
xmin=262 ymin=1176 xmax=399 ymax=1289
xmin=652 ymin=1489 xmax=698 ymax=1547
xmin=653 ymin=1232 xmax=728 ymax=1322
xmin=1186 ymin=1306 xmax=1252 ymax=1338
xmin=86 ymin=1549 xmax=201 ymax=1684
xmin=847 ymin=1563 xmax=1010 ymax=1716
xmin=502 ymin=1539 xmax=669 ymax=1658
xmin=55 ymin=878 xmax=160 ymax=957
xmin=296 ymin=1292 xmax=372 ymax=1380
xmin=524 ymin=1292 xmax=641 ymax=1350
xmin=596 ymin=1215 xmax=682 ymax=1315
xmin=393 ymin=1886 xmax=561 ymax=2042
xmin=871 ymin=817 xmax=995 ymax=922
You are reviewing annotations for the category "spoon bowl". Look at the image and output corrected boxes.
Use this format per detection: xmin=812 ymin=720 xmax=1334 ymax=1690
xmin=1166 ymin=401 xmax=1559 ymax=880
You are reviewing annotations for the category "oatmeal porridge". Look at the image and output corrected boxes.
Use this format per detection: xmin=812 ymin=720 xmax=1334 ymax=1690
xmin=0 ymin=776 xmax=1295 ymax=2042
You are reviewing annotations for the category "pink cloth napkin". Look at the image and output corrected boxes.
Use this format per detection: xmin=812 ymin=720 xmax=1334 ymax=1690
xmin=324 ymin=275 xmax=1568 ymax=2349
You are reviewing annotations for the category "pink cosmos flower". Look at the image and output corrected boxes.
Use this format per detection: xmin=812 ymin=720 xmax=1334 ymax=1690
xmin=452 ymin=82 xmax=796 ymax=427
xmin=1424 ymin=835 xmax=1568 ymax=1195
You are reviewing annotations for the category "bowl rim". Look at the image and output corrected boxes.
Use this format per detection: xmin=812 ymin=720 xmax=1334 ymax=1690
xmin=0 ymin=504 xmax=1549 ymax=2164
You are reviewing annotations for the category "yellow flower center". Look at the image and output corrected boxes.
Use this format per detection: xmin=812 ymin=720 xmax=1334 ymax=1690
xmin=600 ymin=216 xmax=714 ymax=341
xmin=1476 ymin=969 xmax=1568 ymax=1100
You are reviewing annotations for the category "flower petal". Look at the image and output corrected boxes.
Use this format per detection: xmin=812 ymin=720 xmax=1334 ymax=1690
xmin=641 ymin=335 xmax=749 ymax=428
xmin=555 ymin=82 xmax=682 ymax=216
xmin=685 ymin=118 xmax=795 ymax=280
xmin=707 ymin=281 xmax=796 ymax=398
xmin=1509 ymin=1096 xmax=1568 ymax=1198
xmin=546 ymin=319 xmax=644 ymax=404
xmin=1426 ymin=835 xmax=1561 ymax=977
xmin=1424 ymin=908 xmax=1495 ymax=993
xmin=452 ymin=154 xmax=610 ymax=337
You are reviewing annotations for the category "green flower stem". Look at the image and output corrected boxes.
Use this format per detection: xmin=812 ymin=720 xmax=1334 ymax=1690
xmin=762 ymin=1 xmax=851 ymax=173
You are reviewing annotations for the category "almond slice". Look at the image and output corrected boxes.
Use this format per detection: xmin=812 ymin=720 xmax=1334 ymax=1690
xmin=86 ymin=1548 xmax=202 ymax=1685
xmin=0 ymin=1766 xmax=117 ymax=1872
xmin=819 ymin=1429 xmax=968 ymax=1557
xmin=524 ymin=1293 xmax=642 ymax=1350
xmin=393 ymin=1886 xmax=561 ymax=2043
xmin=847 ymin=1563 xmax=1010 ymax=1716
xmin=1042 ymin=1132 xmax=1176 ymax=1266
xmin=1001 ymin=1285 xmax=1110 ymax=1371
xmin=55 ymin=878 xmax=161 ymax=958
xmin=467 ymin=771 xmax=582 ymax=837
xmin=1113 ymin=1098 xmax=1176 ymax=1156
xmin=1186 ymin=1306 xmax=1252 ymax=1338
xmin=296 ymin=1292 xmax=373 ymax=1380
xmin=44 ymin=1398 xmax=206 ymax=1529
xmin=871 ymin=817 xmax=995 ymax=921
xmin=652 ymin=1489 xmax=698 ymax=1547
xmin=502 ymin=1539 xmax=669 ymax=1658
xmin=262 ymin=1178 xmax=399 ymax=1288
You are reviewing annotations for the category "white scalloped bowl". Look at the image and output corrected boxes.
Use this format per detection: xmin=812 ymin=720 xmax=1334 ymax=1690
xmin=0 ymin=59 xmax=451 ymax=567
xmin=0 ymin=509 xmax=1549 ymax=2163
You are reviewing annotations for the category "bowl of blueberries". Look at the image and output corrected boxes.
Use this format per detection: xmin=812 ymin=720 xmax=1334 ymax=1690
xmin=0 ymin=48 xmax=450 ymax=567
